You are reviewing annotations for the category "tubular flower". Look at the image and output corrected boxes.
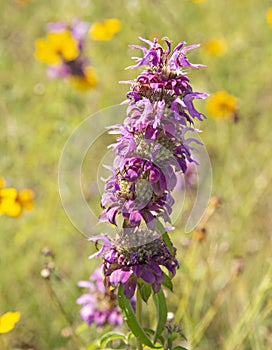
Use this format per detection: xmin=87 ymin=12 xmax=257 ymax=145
xmin=35 ymin=19 xmax=97 ymax=91
xmin=100 ymin=157 xmax=175 ymax=230
xmin=89 ymin=229 xmax=179 ymax=299
xmin=77 ymin=267 xmax=123 ymax=327
xmin=206 ymin=90 xmax=238 ymax=119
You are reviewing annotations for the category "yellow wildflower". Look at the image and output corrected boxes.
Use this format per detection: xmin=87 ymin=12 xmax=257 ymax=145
xmin=34 ymin=30 xmax=79 ymax=65
xmin=191 ymin=0 xmax=206 ymax=3
xmin=69 ymin=66 xmax=98 ymax=91
xmin=202 ymin=37 xmax=227 ymax=56
xmin=266 ymin=7 xmax=272 ymax=28
xmin=89 ymin=19 xmax=121 ymax=41
xmin=0 ymin=177 xmax=5 ymax=189
xmin=0 ymin=187 xmax=35 ymax=217
xmin=206 ymin=90 xmax=238 ymax=119
xmin=18 ymin=189 xmax=35 ymax=211
xmin=0 ymin=311 xmax=21 ymax=334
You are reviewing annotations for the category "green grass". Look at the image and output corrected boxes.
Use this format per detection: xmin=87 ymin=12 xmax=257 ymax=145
xmin=1 ymin=0 xmax=272 ymax=349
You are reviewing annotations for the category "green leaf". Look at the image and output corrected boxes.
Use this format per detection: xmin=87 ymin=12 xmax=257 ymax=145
xmin=118 ymin=285 xmax=157 ymax=348
xmin=155 ymin=219 xmax=174 ymax=254
xmin=85 ymin=343 xmax=99 ymax=350
xmin=153 ymin=289 xmax=167 ymax=343
xmin=100 ymin=331 xmax=127 ymax=348
xmin=144 ymin=328 xmax=165 ymax=345
xmin=162 ymin=272 xmax=173 ymax=291
xmin=75 ymin=321 xmax=88 ymax=334
xmin=173 ymin=347 xmax=188 ymax=350
xmin=139 ymin=281 xmax=152 ymax=303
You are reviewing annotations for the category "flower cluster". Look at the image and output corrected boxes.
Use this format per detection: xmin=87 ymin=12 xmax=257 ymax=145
xmin=77 ymin=267 xmax=123 ymax=327
xmin=101 ymin=37 xmax=207 ymax=230
xmin=84 ymin=37 xmax=208 ymax=305
xmin=89 ymin=228 xmax=179 ymax=299
xmin=0 ymin=177 xmax=34 ymax=217
xmin=35 ymin=18 xmax=121 ymax=91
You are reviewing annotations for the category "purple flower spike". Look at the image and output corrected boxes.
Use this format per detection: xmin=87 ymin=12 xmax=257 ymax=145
xmin=90 ymin=37 xmax=207 ymax=305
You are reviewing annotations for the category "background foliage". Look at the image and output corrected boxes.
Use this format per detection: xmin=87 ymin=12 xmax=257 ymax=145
xmin=1 ymin=0 xmax=272 ymax=349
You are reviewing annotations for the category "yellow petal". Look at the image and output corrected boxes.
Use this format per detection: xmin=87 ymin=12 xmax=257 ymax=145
xmin=18 ymin=189 xmax=35 ymax=210
xmin=89 ymin=19 xmax=121 ymax=41
xmin=202 ymin=38 xmax=227 ymax=56
xmin=47 ymin=31 xmax=79 ymax=61
xmin=206 ymin=90 xmax=238 ymax=119
xmin=267 ymin=8 xmax=272 ymax=27
xmin=0 ymin=311 xmax=21 ymax=334
xmin=104 ymin=19 xmax=122 ymax=34
xmin=0 ymin=177 xmax=5 ymax=188
xmin=34 ymin=38 xmax=61 ymax=64
xmin=0 ymin=187 xmax=18 ymax=199
xmin=0 ymin=198 xmax=22 ymax=217
xmin=69 ymin=66 xmax=98 ymax=91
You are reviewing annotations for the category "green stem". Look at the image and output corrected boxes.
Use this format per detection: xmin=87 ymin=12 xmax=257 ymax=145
xmin=136 ymin=286 xmax=143 ymax=350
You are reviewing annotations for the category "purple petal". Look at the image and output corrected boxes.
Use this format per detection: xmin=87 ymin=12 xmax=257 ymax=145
xmin=88 ymin=235 xmax=112 ymax=259
xmin=129 ymin=211 xmax=142 ymax=226
xmin=152 ymin=282 xmax=161 ymax=293
xmin=140 ymin=268 xmax=156 ymax=284
xmin=124 ymin=276 xmax=137 ymax=299
xmin=110 ymin=269 xmax=132 ymax=285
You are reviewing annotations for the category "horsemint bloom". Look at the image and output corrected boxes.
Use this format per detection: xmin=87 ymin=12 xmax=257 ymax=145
xmin=89 ymin=37 xmax=206 ymax=302
xmin=100 ymin=37 xmax=207 ymax=229
xmin=89 ymin=228 xmax=179 ymax=299
xmin=77 ymin=267 xmax=123 ymax=326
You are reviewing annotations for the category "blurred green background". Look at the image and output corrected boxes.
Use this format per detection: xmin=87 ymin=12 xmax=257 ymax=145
xmin=1 ymin=0 xmax=272 ymax=349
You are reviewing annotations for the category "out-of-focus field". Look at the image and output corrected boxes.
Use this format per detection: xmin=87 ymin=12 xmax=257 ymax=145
xmin=1 ymin=0 xmax=272 ymax=349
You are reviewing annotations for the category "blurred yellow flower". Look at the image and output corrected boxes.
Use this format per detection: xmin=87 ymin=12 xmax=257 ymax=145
xmin=69 ymin=66 xmax=98 ymax=91
xmin=18 ymin=189 xmax=35 ymax=211
xmin=191 ymin=0 xmax=206 ymax=3
xmin=0 ymin=177 xmax=5 ymax=189
xmin=202 ymin=37 xmax=227 ymax=56
xmin=266 ymin=8 xmax=272 ymax=28
xmin=89 ymin=19 xmax=121 ymax=41
xmin=206 ymin=90 xmax=238 ymax=119
xmin=34 ymin=30 xmax=79 ymax=64
xmin=0 ymin=186 xmax=35 ymax=217
xmin=0 ymin=311 xmax=21 ymax=334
